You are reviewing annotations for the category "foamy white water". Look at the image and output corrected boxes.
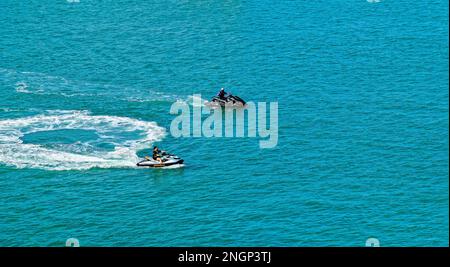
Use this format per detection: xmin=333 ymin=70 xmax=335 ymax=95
xmin=0 ymin=110 xmax=166 ymax=170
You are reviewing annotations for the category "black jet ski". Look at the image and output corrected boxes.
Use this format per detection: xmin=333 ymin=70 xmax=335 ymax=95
xmin=136 ymin=152 xmax=184 ymax=168
xmin=207 ymin=94 xmax=246 ymax=107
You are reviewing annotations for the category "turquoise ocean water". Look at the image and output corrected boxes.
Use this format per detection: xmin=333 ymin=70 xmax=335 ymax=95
xmin=0 ymin=0 xmax=448 ymax=246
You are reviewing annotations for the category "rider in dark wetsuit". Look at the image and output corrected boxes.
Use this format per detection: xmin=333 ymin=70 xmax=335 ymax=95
xmin=217 ymin=88 xmax=228 ymax=100
xmin=152 ymin=146 xmax=163 ymax=163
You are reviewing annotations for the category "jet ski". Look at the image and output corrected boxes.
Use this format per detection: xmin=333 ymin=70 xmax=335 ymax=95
xmin=206 ymin=94 xmax=246 ymax=107
xmin=136 ymin=152 xmax=184 ymax=168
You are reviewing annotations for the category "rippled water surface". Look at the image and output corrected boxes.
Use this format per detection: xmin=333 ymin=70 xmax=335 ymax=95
xmin=0 ymin=0 xmax=448 ymax=246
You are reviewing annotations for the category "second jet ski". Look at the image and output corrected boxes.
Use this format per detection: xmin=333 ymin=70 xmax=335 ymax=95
xmin=206 ymin=88 xmax=246 ymax=107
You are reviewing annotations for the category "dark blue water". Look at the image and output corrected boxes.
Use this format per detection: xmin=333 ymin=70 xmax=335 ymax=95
xmin=0 ymin=0 xmax=448 ymax=246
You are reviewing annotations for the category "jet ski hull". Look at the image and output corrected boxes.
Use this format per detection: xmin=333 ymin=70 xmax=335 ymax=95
xmin=136 ymin=155 xmax=184 ymax=168
xmin=207 ymin=95 xmax=246 ymax=107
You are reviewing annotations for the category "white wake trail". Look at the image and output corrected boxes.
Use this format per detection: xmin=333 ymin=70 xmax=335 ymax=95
xmin=0 ymin=110 xmax=166 ymax=170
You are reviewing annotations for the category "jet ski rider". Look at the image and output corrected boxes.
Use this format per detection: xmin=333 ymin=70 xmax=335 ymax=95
xmin=217 ymin=88 xmax=229 ymax=100
xmin=152 ymin=146 xmax=163 ymax=163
